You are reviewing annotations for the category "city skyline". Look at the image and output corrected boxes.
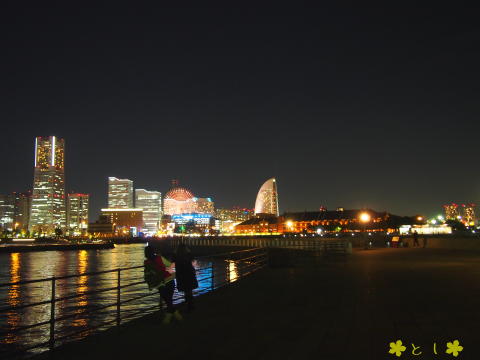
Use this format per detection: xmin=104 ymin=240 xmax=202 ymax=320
xmin=0 ymin=135 xmax=478 ymax=223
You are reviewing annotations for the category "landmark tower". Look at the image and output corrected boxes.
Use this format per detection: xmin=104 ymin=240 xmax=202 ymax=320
xmin=30 ymin=136 xmax=66 ymax=234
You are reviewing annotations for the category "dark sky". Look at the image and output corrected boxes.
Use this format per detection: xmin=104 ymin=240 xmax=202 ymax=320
xmin=1 ymin=3 xmax=479 ymax=220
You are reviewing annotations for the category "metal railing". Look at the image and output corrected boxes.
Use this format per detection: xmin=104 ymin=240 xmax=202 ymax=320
xmin=170 ymin=236 xmax=350 ymax=252
xmin=0 ymin=247 xmax=267 ymax=359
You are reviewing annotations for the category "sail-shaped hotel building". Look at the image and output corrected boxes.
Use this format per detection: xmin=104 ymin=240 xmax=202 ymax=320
xmin=254 ymin=178 xmax=279 ymax=216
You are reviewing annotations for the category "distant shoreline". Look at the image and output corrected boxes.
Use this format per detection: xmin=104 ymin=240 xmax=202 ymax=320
xmin=0 ymin=242 xmax=115 ymax=253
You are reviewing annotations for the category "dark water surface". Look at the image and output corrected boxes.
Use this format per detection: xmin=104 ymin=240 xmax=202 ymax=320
xmin=0 ymin=244 xmax=242 ymax=358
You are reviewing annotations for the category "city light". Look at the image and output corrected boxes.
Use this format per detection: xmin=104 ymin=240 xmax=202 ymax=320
xmin=359 ymin=212 xmax=371 ymax=223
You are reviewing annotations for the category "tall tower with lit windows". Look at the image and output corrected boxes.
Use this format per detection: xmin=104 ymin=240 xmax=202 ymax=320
xmin=29 ymin=136 xmax=66 ymax=234
xmin=443 ymin=203 xmax=459 ymax=220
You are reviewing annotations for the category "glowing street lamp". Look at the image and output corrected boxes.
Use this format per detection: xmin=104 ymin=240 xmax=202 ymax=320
xmin=359 ymin=212 xmax=371 ymax=249
xmin=359 ymin=212 xmax=371 ymax=223
xmin=286 ymin=220 xmax=294 ymax=234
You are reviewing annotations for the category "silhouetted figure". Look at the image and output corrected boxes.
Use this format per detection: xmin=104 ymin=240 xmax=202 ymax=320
xmin=144 ymin=245 xmax=182 ymax=324
xmin=413 ymin=231 xmax=419 ymax=247
xmin=174 ymin=244 xmax=198 ymax=312
xmin=422 ymin=236 xmax=427 ymax=248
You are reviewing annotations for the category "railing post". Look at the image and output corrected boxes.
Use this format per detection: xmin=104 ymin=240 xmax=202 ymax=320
xmin=49 ymin=277 xmax=56 ymax=351
xmin=116 ymin=269 xmax=121 ymax=326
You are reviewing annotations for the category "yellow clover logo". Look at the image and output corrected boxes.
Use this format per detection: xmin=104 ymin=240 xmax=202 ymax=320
xmin=389 ymin=340 xmax=406 ymax=357
xmin=446 ymin=340 xmax=463 ymax=357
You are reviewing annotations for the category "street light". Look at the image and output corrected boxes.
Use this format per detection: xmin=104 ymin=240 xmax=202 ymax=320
xmin=359 ymin=213 xmax=371 ymax=223
xmin=359 ymin=212 xmax=371 ymax=249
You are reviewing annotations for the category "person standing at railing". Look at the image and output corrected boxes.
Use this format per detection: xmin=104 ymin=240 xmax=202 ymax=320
xmin=413 ymin=231 xmax=420 ymax=247
xmin=144 ymin=245 xmax=182 ymax=324
xmin=174 ymin=243 xmax=198 ymax=312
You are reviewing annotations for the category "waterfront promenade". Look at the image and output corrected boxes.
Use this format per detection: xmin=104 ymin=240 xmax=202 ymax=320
xmin=35 ymin=248 xmax=479 ymax=360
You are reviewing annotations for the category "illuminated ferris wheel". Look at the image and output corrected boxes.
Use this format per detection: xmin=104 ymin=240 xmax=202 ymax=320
xmin=164 ymin=187 xmax=194 ymax=201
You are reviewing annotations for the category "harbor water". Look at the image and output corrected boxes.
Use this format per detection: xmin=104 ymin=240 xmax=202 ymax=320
xmin=0 ymin=244 xmax=243 ymax=357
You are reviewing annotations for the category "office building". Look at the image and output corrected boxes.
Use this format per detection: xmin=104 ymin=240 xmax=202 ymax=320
xmin=461 ymin=203 xmax=476 ymax=226
xmin=14 ymin=192 xmax=32 ymax=231
xmin=30 ymin=136 xmax=66 ymax=234
xmin=67 ymin=193 xmax=89 ymax=235
xmin=108 ymin=177 xmax=133 ymax=208
xmin=443 ymin=203 xmax=459 ymax=220
xmin=1 ymin=192 xmax=32 ymax=232
xmin=0 ymin=194 xmax=15 ymax=231
xmin=88 ymin=215 xmax=114 ymax=236
xmin=135 ymin=189 xmax=162 ymax=235
xmin=100 ymin=208 xmax=143 ymax=235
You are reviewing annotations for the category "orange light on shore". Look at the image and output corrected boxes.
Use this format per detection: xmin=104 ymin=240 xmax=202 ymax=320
xmin=359 ymin=212 xmax=371 ymax=223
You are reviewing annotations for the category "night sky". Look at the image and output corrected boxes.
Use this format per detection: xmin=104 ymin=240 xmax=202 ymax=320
xmin=1 ymin=3 xmax=479 ymax=220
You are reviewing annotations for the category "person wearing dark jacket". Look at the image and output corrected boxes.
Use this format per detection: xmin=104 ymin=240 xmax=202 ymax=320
xmin=174 ymin=244 xmax=198 ymax=311
xmin=413 ymin=231 xmax=420 ymax=247
xmin=144 ymin=245 xmax=182 ymax=324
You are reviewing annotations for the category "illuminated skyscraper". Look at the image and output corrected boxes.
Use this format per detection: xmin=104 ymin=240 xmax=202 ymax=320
xmin=0 ymin=194 xmax=15 ymax=231
xmin=1 ymin=192 xmax=32 ymax=231
xmin=30 ymin=136 xmax=66 ymax=234
xmin=443 ymin=203 xmax=459 ymax=220
xmin=462 ymin=203 xmax=476 ymax=226
xmin=135 ymin=189 xmax=162 ymax=235
xmin=254 ymin=178 xmax=279 ymax=216
xmin=67 ymin=193 xmax=89 ymax=235
xmin=13 ymin=192 xmax=32 ymax=231
xmin=108 ymin=177 xmax=133 ymax=208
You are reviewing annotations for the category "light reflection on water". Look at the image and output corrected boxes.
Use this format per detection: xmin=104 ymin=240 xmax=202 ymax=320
xmin=5 ymin=253 xmax=21 ymax=345
xmin=72 ymin=250 xmax=88 ymax=328
xmin=0 ymin=244 xmax=251 ymax=357
xmin=228 ymin=260 xmax=238 ymax=282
